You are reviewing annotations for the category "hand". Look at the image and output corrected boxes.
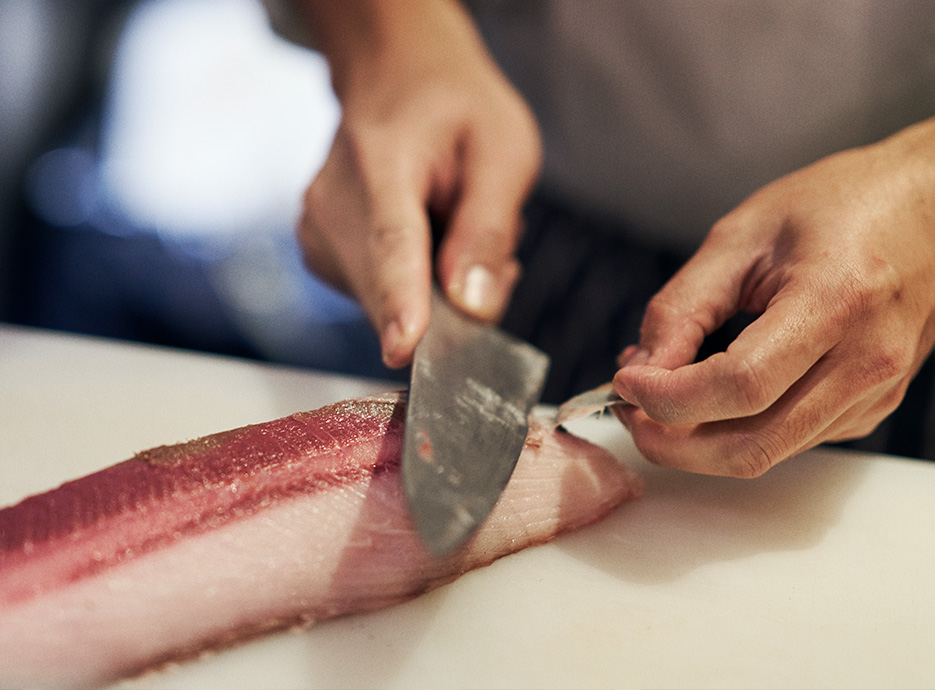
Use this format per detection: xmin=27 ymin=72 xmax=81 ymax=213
xmin=297 ymin=0 xmax=541 ymax=367
xmin=613 ymin=118 xmax=935 ymax=477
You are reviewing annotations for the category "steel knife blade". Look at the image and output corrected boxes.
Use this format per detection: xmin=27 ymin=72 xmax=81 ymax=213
xmin=402 ymin=290 xmax=550 ymax=557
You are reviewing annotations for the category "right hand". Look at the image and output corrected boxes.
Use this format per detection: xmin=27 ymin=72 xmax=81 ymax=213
xmin=298 ymin=0 xmax=542 ymax=368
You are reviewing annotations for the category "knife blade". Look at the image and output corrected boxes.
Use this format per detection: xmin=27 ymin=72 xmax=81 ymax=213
xmin=402 ymin=290 xmax=550 ymax=557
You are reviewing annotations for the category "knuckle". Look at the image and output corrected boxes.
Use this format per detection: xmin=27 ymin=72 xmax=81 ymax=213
xmin=848 ymin=416 xmax=886 ymax=442
xmin=298 ymin=188 xmax=333 ymax=254
xmin=298 ymin=241 xmax=342 ymax=292
xmin=482 ymin=78 xmax=541 ymax=152
xmin=370 ymin=221 xmax=412 ymax=253
xmin=511 ymin=106 xmax=543 ymax=171
xmin=296 ymin=233 xmax=342 ymax=290
xmin=297 ymin=182 xmax=357 ymax=293
xmin=860 ymin=343 xmax=914 ymax=387
xmin=340 ymin=125 xmax=387 ymax=185
xmin=337 ymin=122 xmax=413 ymax=198
xmin=707 ymin=214 xmax=742 ymax=241
xmin=298 ymin=201 xmax=325 ymax=256
xmin=725 ymin=355 xmax=773 ymax=414
xmin=731 ymin=430 xmax=787 ymax=478
xmin=835 ymin=253 xmax=904 ymax=320
xmin=877 ymin=382 xmax=910 ymax=415
xmin=301 ymin=178 xmax=329 ymax=229
xmin=846 ymin=385 xmax=910 ymax=441
xmin=491 ymin=103 xmax=539 ymax=159
xmin=832 ymin=410 xmax=888 ymax=444
xmin=640 ymin=285 xmax=722 ymax=346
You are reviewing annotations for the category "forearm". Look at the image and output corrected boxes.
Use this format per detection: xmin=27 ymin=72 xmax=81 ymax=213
xmin=285 ymin=0 xmax=481 ymax=98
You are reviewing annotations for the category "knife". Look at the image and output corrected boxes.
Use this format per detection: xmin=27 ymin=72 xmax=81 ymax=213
xmin=402 ymin=290 xmax=550 ymax=557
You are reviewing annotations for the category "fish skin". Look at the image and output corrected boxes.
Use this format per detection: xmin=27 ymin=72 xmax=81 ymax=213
xmin=0 ymin=392 xmax=641 ymax=689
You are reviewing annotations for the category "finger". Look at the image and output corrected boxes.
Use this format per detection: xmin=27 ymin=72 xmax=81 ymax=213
xmin=614 ymin=285 xmax=840 ymax=426
xmin=303 ymin=134 xmax=434 ymax=368
xmin=367 ymin=224 xmax=432 ymax=368
xmin=356 ymin=192 xmax=434 ymax=369
xmin=819 ymin=393 xmax=898 ymax=444
xmin=613 ymin=346 xmax=881 ymax=477
xmin=631 ymin=239 xmax=757 ymax=371
xmin=616 ymin=344 xmax=645 ymax=369
xmin=613 ymin=390 xmax=809 ymax=479
xmin=436 ymin=113 xmax=541 ymax=321
xmin=613 ymin=406 xmax=791 ymax=478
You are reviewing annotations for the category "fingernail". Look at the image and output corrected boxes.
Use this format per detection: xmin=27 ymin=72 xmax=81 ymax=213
xmin=448 ymin=263 xmax=499 ymax=319
xmin=617 ymin=345 xmax=639 ymax=367
xmin=627 ymin=348 xmax=651 ymax=366
xmin=462 ymin=264 xmax=495 ymax=314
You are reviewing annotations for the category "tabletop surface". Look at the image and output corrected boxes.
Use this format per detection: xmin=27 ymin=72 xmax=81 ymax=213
xmin=2 ymin=323 xmax=934 ymax=690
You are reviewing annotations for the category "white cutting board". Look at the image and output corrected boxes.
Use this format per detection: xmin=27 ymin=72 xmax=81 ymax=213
xmin=3 ymin=325 xmax=935 ymax=689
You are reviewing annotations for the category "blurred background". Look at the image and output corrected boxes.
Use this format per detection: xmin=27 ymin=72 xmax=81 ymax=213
xmin=0 ymin=0 xmax=401 ymax=381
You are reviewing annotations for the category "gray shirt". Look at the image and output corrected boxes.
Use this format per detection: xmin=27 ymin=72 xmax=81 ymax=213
xmin=470 ymin=0 xmax=935 ymax=250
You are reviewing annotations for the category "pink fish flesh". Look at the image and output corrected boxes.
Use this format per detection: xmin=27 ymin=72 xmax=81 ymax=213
xmin=0 ymin=392 xmax=642 ymax=689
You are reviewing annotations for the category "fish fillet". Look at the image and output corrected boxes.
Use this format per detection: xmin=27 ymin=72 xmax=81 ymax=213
xmin=0 ymin=392 xmax=641 ymax=689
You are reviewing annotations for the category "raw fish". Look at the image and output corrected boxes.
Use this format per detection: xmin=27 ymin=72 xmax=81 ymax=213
xmin=0 ymin=392 xmax=641 ymax=689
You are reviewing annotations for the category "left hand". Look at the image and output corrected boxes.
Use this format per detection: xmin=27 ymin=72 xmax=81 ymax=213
xmin=613 ymin=117 xmax=935 ymax=477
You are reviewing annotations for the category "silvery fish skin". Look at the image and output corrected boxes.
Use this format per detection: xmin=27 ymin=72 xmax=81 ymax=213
xmin=0 ymin=393 xmax=641 ymax=689
xmin=555 ymin=382 xmax=632 ymax=426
